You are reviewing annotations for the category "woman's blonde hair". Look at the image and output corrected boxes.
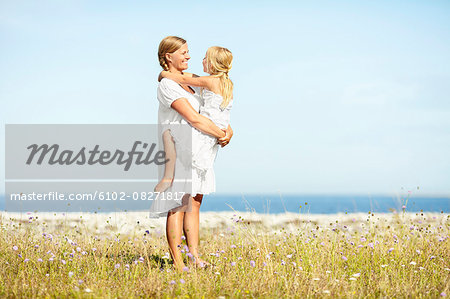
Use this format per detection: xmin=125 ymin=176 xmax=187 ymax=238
xmin=158 ymin=36 xmax=186 ymax=71
xmin=205 ymin=46 xmax=233 ymax=109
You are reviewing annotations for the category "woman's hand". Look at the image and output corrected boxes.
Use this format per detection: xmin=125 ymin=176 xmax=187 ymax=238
xmin=218 ymin=125 xmax=233 ymax=147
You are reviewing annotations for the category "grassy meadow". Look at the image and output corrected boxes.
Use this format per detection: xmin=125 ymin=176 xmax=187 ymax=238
xmin=0 ymin=209 xmax=449 ymax=298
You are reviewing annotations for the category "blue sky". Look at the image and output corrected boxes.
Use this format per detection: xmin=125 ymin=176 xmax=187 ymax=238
xmin=1 ymin=0 xmax=449 ymax=195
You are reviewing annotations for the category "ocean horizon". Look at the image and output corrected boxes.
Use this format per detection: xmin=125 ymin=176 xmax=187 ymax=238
xmin=1 ymin=193 xmax=448 ymax=214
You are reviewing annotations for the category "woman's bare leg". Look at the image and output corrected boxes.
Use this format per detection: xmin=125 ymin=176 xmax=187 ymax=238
xmin=166 ymin=210 xmax=185 ymax=270
xmin=183 ymin=194 xmax=209 ymax=266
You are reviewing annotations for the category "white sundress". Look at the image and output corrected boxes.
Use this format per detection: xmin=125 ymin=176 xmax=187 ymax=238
xmin=149 ymin=79 xmax=230 ymax=217
xmin=190 ymin=88 xmax=232 ymax=177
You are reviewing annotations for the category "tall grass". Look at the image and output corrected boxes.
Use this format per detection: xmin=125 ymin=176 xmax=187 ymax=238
xmin=0 ymin=210 xmax=448 ymax=298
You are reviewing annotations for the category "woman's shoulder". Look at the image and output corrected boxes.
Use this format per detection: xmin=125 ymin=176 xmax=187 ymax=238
xmin=158 ymin=78 xmax=189 ymax=97
xmin=157 ymin=78 xmax=190 ymax=105
xmin=159 ymin=78 xmax=179 ymax=89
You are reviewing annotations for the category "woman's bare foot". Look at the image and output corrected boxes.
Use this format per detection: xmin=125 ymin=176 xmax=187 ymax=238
xmin=192 ymin=257 xmax=212 ymax=268
xmin=154 ymin=177 xmax=173 ymax=193
xmin=173 ymin=260 xmax=187 ymax=272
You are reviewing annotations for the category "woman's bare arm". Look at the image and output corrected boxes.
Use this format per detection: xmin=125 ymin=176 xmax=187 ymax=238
xmin=171 ymin=98 xmax=225 ymax=138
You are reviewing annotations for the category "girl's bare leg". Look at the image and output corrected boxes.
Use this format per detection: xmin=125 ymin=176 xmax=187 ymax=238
xmin=183 ymin=194 xmax=210 ymax=267
xmin=155 ymin=130 xmax=176 ymax=192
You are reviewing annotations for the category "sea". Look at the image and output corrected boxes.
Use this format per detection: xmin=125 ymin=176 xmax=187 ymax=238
xmin=1 ymin=194 xmax=449 ymax=214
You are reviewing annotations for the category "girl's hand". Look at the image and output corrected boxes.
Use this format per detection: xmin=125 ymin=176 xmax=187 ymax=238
xmin=160 ymin=71 xmax=180 ymax=83
xmin=161 ymin=71 xmax=170 ymax=78
xmin=158 ymin=71 xmax=170 ymax=82
xmin=158 ymin=71 xmax=175 ymax=82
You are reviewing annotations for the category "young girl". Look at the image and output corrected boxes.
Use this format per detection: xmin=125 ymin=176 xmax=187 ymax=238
xmin=154 ymin=46 xmax=233 ymax=193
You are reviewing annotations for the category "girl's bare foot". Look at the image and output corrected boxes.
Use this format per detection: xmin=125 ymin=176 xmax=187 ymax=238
xmin=154 ymin=177 xmax=173 ymax=193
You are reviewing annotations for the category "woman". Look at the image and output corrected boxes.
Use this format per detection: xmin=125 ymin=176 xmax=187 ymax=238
xmin=152 ymin=36 xmax=233 ymax=270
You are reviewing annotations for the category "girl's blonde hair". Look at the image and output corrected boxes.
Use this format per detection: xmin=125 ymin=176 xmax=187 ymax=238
xmin=158 ymin=36 xmax=186 ymax=71
xmin=205 ymin=46 xmax=233 ymax=109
